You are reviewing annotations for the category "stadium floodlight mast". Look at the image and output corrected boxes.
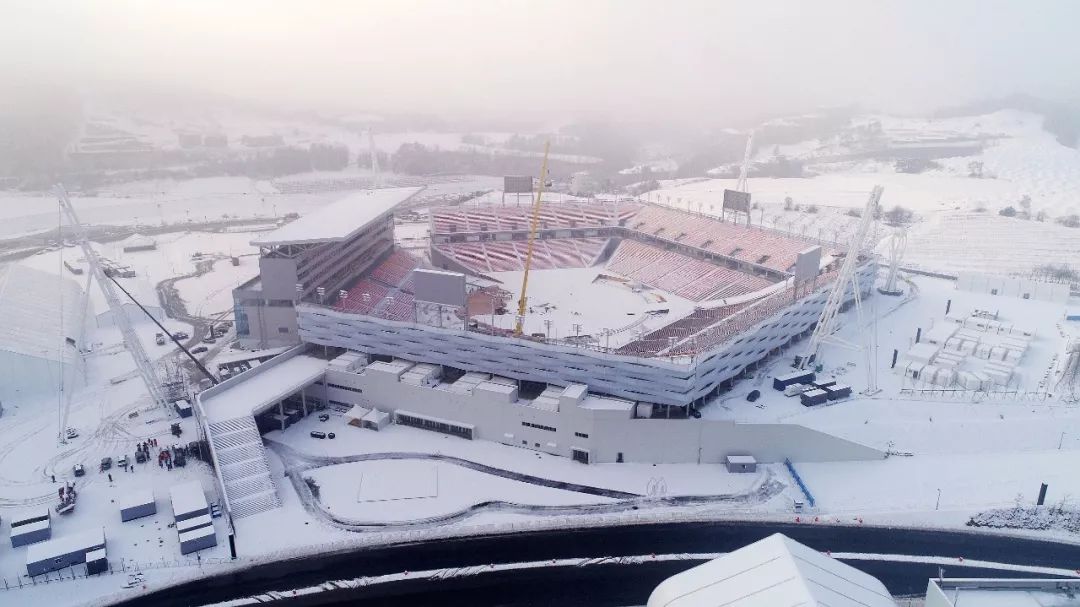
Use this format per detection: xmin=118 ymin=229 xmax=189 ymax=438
xmin=796 ymin=185 xmax=883 ymax=396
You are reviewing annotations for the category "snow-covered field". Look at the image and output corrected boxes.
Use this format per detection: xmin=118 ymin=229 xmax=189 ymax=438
xmin=653 ymin=110 xmax=1080 ymax=277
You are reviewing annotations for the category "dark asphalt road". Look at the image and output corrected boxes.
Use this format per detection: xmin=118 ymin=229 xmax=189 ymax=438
xmin=113 ymin=520 xmax=1080 ymax=607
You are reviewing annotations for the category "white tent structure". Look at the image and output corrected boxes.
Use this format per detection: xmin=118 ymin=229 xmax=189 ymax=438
xmin=0 ymin=264 xmax=85 ymax=404
xmin=648 ymin=533 xmax=897 ymax=607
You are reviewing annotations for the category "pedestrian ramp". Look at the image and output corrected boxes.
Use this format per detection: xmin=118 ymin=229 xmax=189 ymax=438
xmin=208 ymin=416 xmax=281 ymax=519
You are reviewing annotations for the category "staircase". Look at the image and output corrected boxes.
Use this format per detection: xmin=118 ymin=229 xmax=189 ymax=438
xmin=208 ymin=417 xmax=281 ymax=519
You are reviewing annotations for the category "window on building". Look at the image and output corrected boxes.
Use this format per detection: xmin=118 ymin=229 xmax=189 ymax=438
xmin=278 ymin=327 xmax=290 ymax=334
xmin=574 ymin=431 xmax=589 ymax=439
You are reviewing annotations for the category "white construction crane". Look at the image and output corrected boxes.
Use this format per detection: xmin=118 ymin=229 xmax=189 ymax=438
xmin=796 ymin=186 xmax=883 ymax=394
xmin=367 ymin=126 xmax=381 ymax=183
xmin=879 ymin=224 xmax=907 ymax=295
xmin=734 ymin=130 xmax=754 ymax=193
xmin=56 ymin=186 xmax=169 ymax=422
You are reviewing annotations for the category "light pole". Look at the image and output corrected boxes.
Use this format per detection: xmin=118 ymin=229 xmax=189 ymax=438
xmin=936 ymin=488 xmax=942 ymax=510
xmin=1060 ymin=431 xmax=1066 ymax=450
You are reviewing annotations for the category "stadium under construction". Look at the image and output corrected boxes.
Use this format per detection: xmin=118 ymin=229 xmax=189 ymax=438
xmin=204 ymin=186 xmax=881 ymax=519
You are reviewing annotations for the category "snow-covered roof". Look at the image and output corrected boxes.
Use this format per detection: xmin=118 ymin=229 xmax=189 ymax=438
xmin=119 ymin=489 xmax=155 ymax=510
xmin=169 ymin=480 xmax=208 ymax=518
xmin=647 ymin=533 xmax=896 ymax=607
xmin=0 ymin=264 xmax=85 ymax=365
xmin=199 ymin=354 xmax=327 ymax=422
xmin=251 ymin=187 xmax=423 ymax=246
xmin=726 ymin=455 xmax=757 ymax=464
xmin=25 ymin=527 xmax=104 ymax=564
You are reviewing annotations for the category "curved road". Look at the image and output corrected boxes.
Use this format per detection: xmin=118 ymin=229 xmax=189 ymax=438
xmin=115 ymin=521 xmax=1080 ymax=606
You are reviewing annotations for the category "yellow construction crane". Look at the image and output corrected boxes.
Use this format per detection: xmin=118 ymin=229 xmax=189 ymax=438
xmin=514 ymin=141 xmax=551 ymax=336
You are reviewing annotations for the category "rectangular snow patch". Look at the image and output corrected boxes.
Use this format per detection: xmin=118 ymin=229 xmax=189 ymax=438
xmin=357 ymin=461 xmax=438 ymax=503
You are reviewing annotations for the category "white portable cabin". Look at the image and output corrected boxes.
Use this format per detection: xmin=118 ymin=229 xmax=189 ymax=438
xmin=169 ymin=480 xmax=209 ymax=522
xmin=10 ymin=518 xmax=51 ymax=547
xmin=119 ymin=489 xmax=157 ymax=522
xmin=176 ymin=513 xmax=213 ymax=534
xmin=344 ymin=404 xmax=372 ymax=427
xmin=178 ymin=525 xmax=217 ymax=555
xmin=905 ymin=343 xmax=939 ymax=365
xmin=924 ymin=323 xmax=957 ymax=345
xmin=25 ymin=527 xmax=105 ymax=577
xmin=9 ymin=509 xmax=51 ymax=547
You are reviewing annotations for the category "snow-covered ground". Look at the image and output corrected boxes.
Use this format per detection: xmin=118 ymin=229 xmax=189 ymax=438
xmin=483 ymin=266 xmax=697 ymax=345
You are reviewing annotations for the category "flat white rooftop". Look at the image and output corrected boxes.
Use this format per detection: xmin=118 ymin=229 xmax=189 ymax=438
xmin=25 ymin=527 xmax=104 ymax=564
xmin=252 ymin=186 xmax=423 ymax=246
xmin=169 ymin=480 xmax=208 ymax=518
xmin=200 ymin=354 xmax=327 ymax=423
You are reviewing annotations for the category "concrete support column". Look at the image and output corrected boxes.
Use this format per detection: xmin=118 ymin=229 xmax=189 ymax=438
xmin=278 ymin=399 xmax=285 ymax=432
xmin=301 ymin=387 xmax=308 ymax=417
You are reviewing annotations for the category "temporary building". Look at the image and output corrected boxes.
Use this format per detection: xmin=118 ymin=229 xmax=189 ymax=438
xmin=773 ymin=370 xmax=815 ymax=391
xmin=344 ymin=404 xmax=372 ymax=427
xmin=361 ymin=408 xmax=391 ymax=430
xmin=905 ymin=343 xmax=939 ymax=365
xmin=647 ymin=533 xmax=896 ymax=607
xmin=800 ymin=389 xmax=828 ymax=407
xmin=924 ymin=323 xmax=957 ymax=345
xmin=178 ymin=525 xmax=217 ymax=555
xmin=25 ymin=527 xmax=105 ymax=577
xmin=725 ymin=455 xmax=757 ymax=473
xmin=119 ymin=489 xmax=156 ymax=522
xmin=173 ymin=400 xmax=193 ymax=418
xmin=85 ymin=548 xmax=108 ymax=575
xmin=10 ymin=518 xmax=51 ymax=548
xmin=176 ymin=513 xmax=213 ymax=534
xmin=169 ymin=480 xmax=209 ymax=522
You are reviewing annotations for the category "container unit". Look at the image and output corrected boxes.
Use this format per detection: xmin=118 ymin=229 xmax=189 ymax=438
xmin=169 ymin=480 xmax=209 ymax=522
xmin=119 ymin=490 xmax=157 ymax=522
xmin=178 ymin=525 xmax=217 ymax=555
xmin=800 ymin=389 xmax=829 ymax=407
xmin=85 ymin=548 xmax=108 ymax=575
xmin=725 ymin=455 xmax=757 ymax=473
xmin=173 ymin=400 xmax=193 ymax=418
xmin=773 ymin=371 xmax=815 ymax=391
xmin=9 ymin=510 xmax=51 ymax=548
xmin=10 ymin=518 xmax=51 ymax=548
xmin=25 ymin=528 xmax=105 ymax=577
xmin=176 ymin=513 xmax=213 ymax=535
xmin=824 ymin=384 xmax=852 ymax=400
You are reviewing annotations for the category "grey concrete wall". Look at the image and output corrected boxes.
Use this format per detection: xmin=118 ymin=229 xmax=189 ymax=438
xmin=331 ymin=365 xmax=883 ymax=463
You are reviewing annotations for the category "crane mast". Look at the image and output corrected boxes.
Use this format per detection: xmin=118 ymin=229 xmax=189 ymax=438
xmin=514 ymin=141 xmax=551 ymax=336
xmin=55 ymin=186 xmax=169 ymax=411
xmin=797 ymin=185 xmax=882 ymax=371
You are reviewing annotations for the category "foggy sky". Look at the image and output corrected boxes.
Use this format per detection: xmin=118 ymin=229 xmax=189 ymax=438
xmin=3 ymin=0 xmax=1078 ymax=122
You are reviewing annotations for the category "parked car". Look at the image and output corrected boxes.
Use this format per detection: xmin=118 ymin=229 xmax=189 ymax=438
xmin=328 ymin=432 xmax=336 ymax=439
xmin=173 ymin=331 xmax=189 ymax=340
xmin=192 ymin=346 xmax=208 ymax=354
xmin=171 ymin=422 xmax=182 ymax=437
xmin=73 ymin=463 xmax=85 ymax=477
xmin=154 ymin=333 xmax=166 ymax=346
xmin=100 ymin=457 xmax=112 ymax=472
xmin=117 ymin=455 xmax=128 ymax=468
xmin=202 ymin=336 xmax=216 ymax=344
xmin=310 ymin=431 xmax=327 ymax=439
xmin=135 ymin=450 xmax=147 ymax=464
xmin=318 ymin=414 xmax=330 ymax=422
xmin=65 ymin=427 xmax=78 ymax=439
xmin=746 ymin=389 xmax=762 ymax=402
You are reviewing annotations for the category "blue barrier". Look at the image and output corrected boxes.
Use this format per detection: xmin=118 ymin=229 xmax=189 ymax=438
xmin=784 ymin=459 xmax=816 ymax=508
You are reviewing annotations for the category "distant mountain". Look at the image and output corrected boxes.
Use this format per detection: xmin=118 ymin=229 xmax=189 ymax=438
xmin=933 ymin=94 xmax=1080 ymax=148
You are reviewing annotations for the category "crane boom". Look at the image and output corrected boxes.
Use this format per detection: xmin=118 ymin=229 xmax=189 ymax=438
xmin=55 ymin=186 xmax=169 ymax=411
xmin=797 ymin=185 xmax=882 ymax=370
xmin=514 ymin=141 xmax=551 ymax=336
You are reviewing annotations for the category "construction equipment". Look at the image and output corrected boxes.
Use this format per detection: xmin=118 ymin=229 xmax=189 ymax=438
xmin=795 ymin=186 xmax=883 ymax=392
xmin=878 ymin=223 xmax=907 ymax=296
xmin=56 ymin=186 xmax=170 ymax=417
xmin=514 ymin=141 xmax=552 ymax=336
